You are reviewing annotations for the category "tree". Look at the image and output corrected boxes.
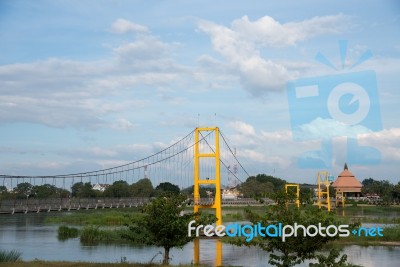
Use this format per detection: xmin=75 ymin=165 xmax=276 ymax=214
xmin=238 ymin=174 xmax=286 ymax=198
xmin=13 ymin=182 xmax=33 ymax=199
xmin=299 ymin=187 xmax=314 ymax=205
xmin=239 ymin=179 xmax=274 ymax=198
xmin=0 ymin=185 xmax=7 ymax=194
xmin=130 ymin=178 xmax=154 ymax=197
xmin=104 ymin=180 xmax=130 ymax=198
xmin=229 ymin=190 xmax=357 ymax=267
xmin=71 ymin=182 xmax=96 ymax=198
xmin=247 ymin=174 xmax=287 ymax=191
xmin=362 ymin=178 xmax=395 ymax=201
xmin=33 ymin=184 xmax=57 ymax=198
xmin=155 ymin=182 xmax=180 ymax=195
xmin=310 ymin=248 xmax=362 ymax=267
xmin=181 ymin=185 xmax=209 ymax=198
xmin=125 ymin=193 xmax=215 ymax=265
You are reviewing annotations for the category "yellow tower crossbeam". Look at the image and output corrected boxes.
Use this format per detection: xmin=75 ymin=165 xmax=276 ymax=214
xmin=335 ymin=191 xmax=345 ymax=208
xmin=193 ymin=127 xmax=222 ymax=266
xmin=317 ymin=171 xmax=331 ymax=211
xmin=285 ymin=183 xmax=300 ymax=208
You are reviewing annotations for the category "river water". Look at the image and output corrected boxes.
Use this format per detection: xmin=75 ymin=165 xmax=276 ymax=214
xmin=0 ymin=213 xmax=399 ymax=267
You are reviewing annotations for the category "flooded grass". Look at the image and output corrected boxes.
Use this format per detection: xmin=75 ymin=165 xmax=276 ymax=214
xmin=58 ymin=226 xmax=79 ymax=241
xmin=0 ymin=250 xmax=21 ymax=262
xmin=0 ymin=262 xmax=204 ymax=267
xmin=79 ymin=226 xmax=134 ymax=244
xmin=46 ymin=209 xmax=143 ymax=226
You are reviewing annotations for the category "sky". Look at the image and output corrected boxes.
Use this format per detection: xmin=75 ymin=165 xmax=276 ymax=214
xmin=0 ymin=0 xmax=399 ymax=185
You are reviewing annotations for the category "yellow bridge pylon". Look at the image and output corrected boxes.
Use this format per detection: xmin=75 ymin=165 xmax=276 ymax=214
xmin=317 ymin=171 xmax=331 ymax=211
xmin=193 ymin=127 xmax=222 ymax=266
xmin=285 ymin=183 xmax=300 ymax=208
xmin=335 ymin=191 xmax=345 ymax=208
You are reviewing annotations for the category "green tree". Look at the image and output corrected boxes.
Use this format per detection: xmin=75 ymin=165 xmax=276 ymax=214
xmin=13 ymin=182 xmax=33 ymax=199
xmin=239 ymin=179 xmax=274 ymax=198
xmin=248 ymin=174 xmax=287 ymax=191
xmin=71 ymin=182 xmax=96 ymax=198
xmin=310 ymin=248 xmax=362 ymax=267
xmin=299 ymin=187 xmax=314 ymax=205
xmin=362 ymin=178 xmax=394 ymax=201
xmin=33 ymin=184 xmax=58 ymax=198
xmin=155 ymin=182 xmax=180 ymax=195
xmin=125 ymin=193 xmax=215 ymax=265
xmin=181 ymin=185 xmax=209 ymax=198
xmin=229 ymin=190 xmax=357 ymax=267
xmin=0 ymin=185 xmax=7 ymax=194
xmin=104 ymin=180 xmax=130 ymax=198
xmin=130 ymin=178 xmax=154 ymax=197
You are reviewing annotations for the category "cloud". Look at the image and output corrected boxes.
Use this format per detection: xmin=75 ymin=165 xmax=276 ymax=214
xmin=358 ymin=128 xmax=400 ymax=162
xmin=110 ymin=18 xmax=149 ymax=34
xmin=230 ymin=14 xmax=349 ymax=47
xmin=0 ymin=21 xmax=183 ymax=129
xmin=198 ymin=14 xmax=350 ymax=95
xmin=296 ymin=117 xmax=372 ymax=140
xmin=113 ymin=118 xmax=137 ymax=131
xmin=113 ymin=35 xmax=170 ymax=61
xmin=228 ymin=120 xmax=256 ymax=136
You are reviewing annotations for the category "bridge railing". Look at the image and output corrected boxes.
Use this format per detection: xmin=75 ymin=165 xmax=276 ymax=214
xmin=0 ymin=197 xmax=151 ymax=214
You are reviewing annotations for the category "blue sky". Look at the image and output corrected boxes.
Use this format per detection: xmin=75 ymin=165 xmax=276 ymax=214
xmin=0 ymin=0 xmax=399 ymax=184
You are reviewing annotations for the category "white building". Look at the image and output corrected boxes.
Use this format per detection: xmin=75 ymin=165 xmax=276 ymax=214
xmin=92 ymin=183 xmax=109 ymax=192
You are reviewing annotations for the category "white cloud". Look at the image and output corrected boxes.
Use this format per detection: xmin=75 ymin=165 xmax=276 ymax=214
xmin=358 ymin=128 xmax=400 ymax=162
xmin=110 ymin=18 xmax=149 ymax=34
xmin=228 ymin=120 xmax=256 ymax=136
xmin=230 ymin=14 xmax=349 ymax=47
xmin=297 ymin=117 xmax=372 ymax=140
xmin=0 ymin=21 xmax=184 ymax=129
xmin=198 ymin=14 xmax=350 ymax=95
xmin=113 ymin=118 xmax=137 ymax=131
xmin=113 ymin=35 xmax=170 ymax=61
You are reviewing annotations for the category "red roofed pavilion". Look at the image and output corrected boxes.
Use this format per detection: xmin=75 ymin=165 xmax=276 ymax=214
xmin=332 ymin=163 xmax=362 ymax=198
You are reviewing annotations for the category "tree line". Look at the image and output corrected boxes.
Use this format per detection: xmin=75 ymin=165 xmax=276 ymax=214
xmin=0 ymin=178 xmax=181 ymax=199
xmin=1 ymin=174 xmax=398 ymax=202
xmin=361 ymin=178 xmax=400 ymax=202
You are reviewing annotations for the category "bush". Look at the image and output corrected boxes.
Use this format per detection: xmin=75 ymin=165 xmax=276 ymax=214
xmin=0 ymin=250 xmax=21 ymax=262
xmin=58 ymin=226 xmax=79 ymax=241
xmin=80 ymin=226 xmax=101 ymax=243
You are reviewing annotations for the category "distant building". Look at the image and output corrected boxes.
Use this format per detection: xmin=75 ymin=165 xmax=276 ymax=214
xmin=331 ymin=163 xmax=363 ymax=198
xmin=92 ymin=183 xmax=109 ymax=192
xmin=222 ymin=188 xmax=239 ymax=200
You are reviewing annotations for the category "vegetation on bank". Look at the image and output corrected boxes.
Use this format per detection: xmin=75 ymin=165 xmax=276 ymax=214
xmin=0 ymin=250 xmax=21 ymax=262
xmin=0 ymin=262 xmax=206 ymax=267
xmin=227 ymin=191 xmax=362 ymax=267
xmin=334 ymin=224 xmax=400 ymax=245
xmin=46 ymin=208 xmax=143 ymax=226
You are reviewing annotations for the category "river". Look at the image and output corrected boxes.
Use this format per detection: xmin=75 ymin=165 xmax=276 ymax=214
xmin=0 ymin=213 xmax=399 ymax=267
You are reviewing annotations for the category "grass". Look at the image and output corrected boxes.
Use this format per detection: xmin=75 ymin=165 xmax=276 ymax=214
xmin=332 ymin=224 xmax=400 ymax=245
xmin=46 ymin=209 xmax=143 ymax=226
xmin=58 ymin=226 xmax=79 ymax=241
xmin=79 ymin=226 xmax=134 ymax=244
xmin=0 ymin=250 xmax=21 ymax=262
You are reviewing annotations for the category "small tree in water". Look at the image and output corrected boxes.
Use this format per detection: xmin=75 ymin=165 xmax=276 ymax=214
xmin=125 ymin=193 xmax=215 ymax=265
xmin=229 ymin=190 xmax=360 ymax=267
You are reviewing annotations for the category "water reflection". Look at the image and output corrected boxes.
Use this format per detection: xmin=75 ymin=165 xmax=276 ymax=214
xmin=0 ymin=213 xmax=399 ymax=266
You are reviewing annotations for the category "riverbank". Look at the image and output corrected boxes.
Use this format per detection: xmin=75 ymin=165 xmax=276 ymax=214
xmin=0 ymin=262 xmax=205 ymax=267
xmin=44 ymin=205 xmax=400 ymax=226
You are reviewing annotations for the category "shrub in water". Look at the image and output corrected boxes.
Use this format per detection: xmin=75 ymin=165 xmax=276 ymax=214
xmin=0 ymin=250 xmax=21 ymax=262
xmin=58 ymin=225 xmax=79 ymax=241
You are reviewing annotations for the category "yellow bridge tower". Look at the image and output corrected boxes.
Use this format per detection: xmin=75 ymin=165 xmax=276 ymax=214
xmin=193 ymin=127 xmax=222 ymax=266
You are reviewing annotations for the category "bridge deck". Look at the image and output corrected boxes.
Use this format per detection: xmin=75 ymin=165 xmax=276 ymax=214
xmin=0 ymin=197 xmax=270 ymax=215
